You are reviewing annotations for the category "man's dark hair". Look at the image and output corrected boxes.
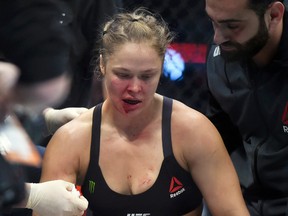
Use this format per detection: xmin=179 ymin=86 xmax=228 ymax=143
xmin=248 ymin=0 xmax=284 ymax=15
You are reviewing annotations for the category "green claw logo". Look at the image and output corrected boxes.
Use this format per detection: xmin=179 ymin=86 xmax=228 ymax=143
xmin=89 ymin=180 xmax=95 ymax=194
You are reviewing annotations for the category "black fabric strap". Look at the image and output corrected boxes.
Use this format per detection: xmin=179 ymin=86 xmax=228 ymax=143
xmin=91 ymin=103 xmax=103 ymax=164
xmin=162 ymin=97 xmax=173 ymax=157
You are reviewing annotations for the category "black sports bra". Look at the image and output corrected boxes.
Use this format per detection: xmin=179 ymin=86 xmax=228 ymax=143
xmin=82 ymin=97 xmax=203 ymax=215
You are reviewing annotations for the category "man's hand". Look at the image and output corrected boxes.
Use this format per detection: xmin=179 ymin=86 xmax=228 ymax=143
xmin=26 ymin=180 xmax=88 ymax=216
xmin=43 ymin=107 xmax=88 ymax=134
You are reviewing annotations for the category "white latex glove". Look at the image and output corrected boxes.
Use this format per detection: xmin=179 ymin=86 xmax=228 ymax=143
xmin=43 ymin=107 xmax=88 ymax=134
xmin=26 ymin=180 xmax=88 ymax=216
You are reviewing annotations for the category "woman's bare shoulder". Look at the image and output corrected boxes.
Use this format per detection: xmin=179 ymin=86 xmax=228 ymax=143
xmin=49 ymin=107 xmax=95 ymax=148
xmin=59 ymin=107 xmax=93 ymax=133
xmin=171 ymin=100 xmax=223 ymax=163
xmin=171 ymin=100 xmax=212 ymax=132
xmin=41 ymin=107 xmax=95 ymax=183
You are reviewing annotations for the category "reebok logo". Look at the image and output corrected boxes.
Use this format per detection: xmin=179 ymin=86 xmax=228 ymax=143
xmin=169 ymin=177 xmax=185 ymax=198
xmin=282 ymin=102 xmax=288 ymax=133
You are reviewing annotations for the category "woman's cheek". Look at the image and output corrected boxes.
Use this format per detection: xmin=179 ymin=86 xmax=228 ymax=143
xmin=109 ymin=79 xmax=126 ymax=94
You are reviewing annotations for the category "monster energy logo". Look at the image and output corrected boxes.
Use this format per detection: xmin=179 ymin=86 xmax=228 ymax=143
xmin=89 ymin=180 xmax=95 ymax=194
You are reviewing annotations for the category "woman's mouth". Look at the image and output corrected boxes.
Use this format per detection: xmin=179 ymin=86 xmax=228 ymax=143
xmin=122 ymin=99 xmax=142 ymax=113
xmin=123 ymin=99 xmax=141 ymax=105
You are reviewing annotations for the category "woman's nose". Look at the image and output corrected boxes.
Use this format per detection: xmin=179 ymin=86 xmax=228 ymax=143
xmin=127 ymin=78 xmax=141 ymax=92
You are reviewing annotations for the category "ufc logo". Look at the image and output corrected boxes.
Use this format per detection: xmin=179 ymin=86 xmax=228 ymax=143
xmin=127 ymin=214 xmax=151 ymax=216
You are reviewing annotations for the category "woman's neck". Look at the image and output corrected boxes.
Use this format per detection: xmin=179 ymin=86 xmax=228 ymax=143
xmin=102 ymin=97 xmax=162 ymax=141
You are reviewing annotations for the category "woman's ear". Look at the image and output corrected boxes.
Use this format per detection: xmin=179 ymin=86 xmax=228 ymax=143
xmin=99 ymin=54 xmax=105 ymax=75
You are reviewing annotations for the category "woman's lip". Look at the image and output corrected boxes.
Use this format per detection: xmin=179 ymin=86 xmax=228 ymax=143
xmin=122 ymin=100 xmax=142 ymax=113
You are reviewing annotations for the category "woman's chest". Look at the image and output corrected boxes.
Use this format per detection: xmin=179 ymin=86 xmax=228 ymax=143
xmin=99 ymin=134 xmax=164 ymax=195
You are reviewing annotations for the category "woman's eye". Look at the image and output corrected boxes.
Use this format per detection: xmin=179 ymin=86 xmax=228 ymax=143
xmin=140 ymin=75 xmax=152 ymax=80
xmin=117 ymin=73 xmax=130 ymax=79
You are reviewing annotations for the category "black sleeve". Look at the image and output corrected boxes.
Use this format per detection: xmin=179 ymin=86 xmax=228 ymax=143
xmin=206 ymin=90 xmax=243 ymax=154
xmin=204 ymin=43 xmax=242 ymax=154
xmin=0 ymin=1 xmax=74 ymax=84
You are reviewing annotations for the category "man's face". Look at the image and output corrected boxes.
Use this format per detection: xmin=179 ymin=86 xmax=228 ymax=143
xmin=206 ymin=0 xmax=270 ymax=61
xmin=220 ymin=17 xmax=269 ymax=61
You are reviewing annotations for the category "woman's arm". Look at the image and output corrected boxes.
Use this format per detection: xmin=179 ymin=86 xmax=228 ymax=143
xmin=40 ymin=109 xmax=92 ymax=185
xmin=34 ymin=110 xmax=92 ymax=216
xmin=172 ymin=102 xmax=249 ymax=216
